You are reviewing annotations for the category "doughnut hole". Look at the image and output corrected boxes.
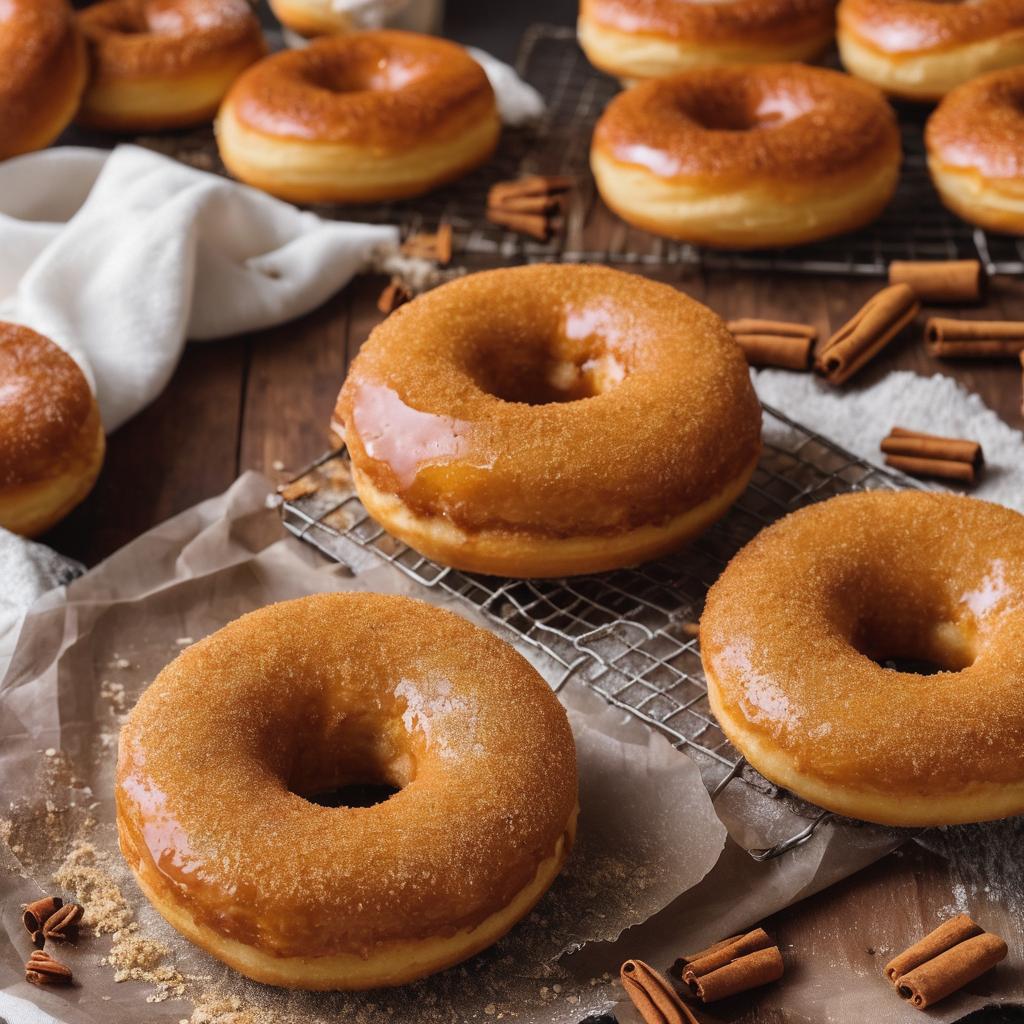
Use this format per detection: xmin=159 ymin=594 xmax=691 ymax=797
xmin=302 ymin=51 xmax=426 ymax=95
xmin=465 ymin=311 xmax=630 ymax=406
xmin=677 ymin=80 xmax=816 ymax=133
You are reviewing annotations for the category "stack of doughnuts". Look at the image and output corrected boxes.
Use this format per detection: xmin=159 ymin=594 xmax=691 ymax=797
xmin=837 ymin=0 xmax=1024 ymax=101
xmin=578 ymin=0 xmax=837 ymax=81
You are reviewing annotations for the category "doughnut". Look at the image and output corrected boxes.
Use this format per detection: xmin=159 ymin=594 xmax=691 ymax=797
xmin=267 ymin=0 xmax=351 ymax=38
xmin=116 ymin=593 xmax=578 ymax=989
xmin=590 ymin=64 xmax=902 ymax=249
xmin=216 ymin=31 xmax=500 ymax=204
xmin=0 ymin=0 xmax=87 ymax=159
xmin=334 ymin=264 xmax=762 ymax=578
xmin=76 ymin=0 xmax=266 ymax=132
xmin=926 ymin=67 xmax=1024 ymax=235
xmin=0 ymin=324 xmax=105 ymax=538
xmin=701 ymin=491 xmax=1024 ymax=827
xmin=837 ymin=0 xmax=1024 ymax=101
xmin=578 ymin=0 xmax=837 ymax=81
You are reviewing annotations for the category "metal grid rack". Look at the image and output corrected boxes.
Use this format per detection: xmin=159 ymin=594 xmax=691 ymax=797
xmin=124 ymin=24 xmax=1024 ymax=277
xmin=279 ymin=405 xmax=918 ymax=860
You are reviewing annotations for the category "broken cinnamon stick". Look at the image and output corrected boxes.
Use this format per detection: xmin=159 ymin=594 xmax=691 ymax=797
xmin=815 ymin=284 xmax=920 ymax=385
xmin=682 ymin=928 xmax=773 ymax=980
xmin=727 ymin=319 xmax=817 ymax=370
xmin=674 ymin=928 xmax=784 ymax=1003
xmin=485 ymin=208 xmax=554 ymax=241
xmin=620 ymin=960 xmax=700 ymax=1024
xmin=885 ymin=914 xmax=983 ymax=983
xmin=895 ymin=931 xmax=1007 ymax=1010
xmin=400 ymin=222 xmax=453 ymax=264
xmin=22 ymin=896 xmax=63 ymax=935
xmin=376 ymin=276 xmax=412 ymax=314
xmin=888 ymin=260 xmax=984 ymax=303
xmin=487 ymin=174 xmax=572 ymax=208
xmin=926 ymin=318 xmax=1024 ymax=359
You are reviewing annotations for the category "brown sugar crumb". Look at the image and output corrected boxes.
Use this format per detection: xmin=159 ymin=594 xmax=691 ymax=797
xmin=53 ymin=841 xmax=132 ymax=935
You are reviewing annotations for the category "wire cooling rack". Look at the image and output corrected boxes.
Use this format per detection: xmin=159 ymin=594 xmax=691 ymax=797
xmin=278 ymin=404 xmax=916 ymax=861
xmin=117 ymin=23 xmax=1024 ymax=277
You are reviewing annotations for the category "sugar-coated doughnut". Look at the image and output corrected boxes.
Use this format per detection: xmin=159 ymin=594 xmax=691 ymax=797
xmin=268 ymin=0 xmax=351 ymax=38
xmin=838 ymin=0 xmax=1024 ymax=101
xmin=0 ymin=324 xmax=105 ymax=538
xmin=0 ymin=0 xmax=87 ymax=159
xmin=926 ymin=67 xmax=1024 ymax=235
xmin=216 ymin=31 xmax=499 ymax=204
xmin=76 ymin=0 xmax=266 ymax=132
xmin=578 ymin=0 xmax=837 ymax=81
xmin=591 ymin=64 xmax=902 ymax=249
xmin=701 ymin=491 xmax=1024 ymax=827
xmin=335 ymin=265 xmax=762 ymax=578
xmin=117 ymin=593 xmax=578 ymax=989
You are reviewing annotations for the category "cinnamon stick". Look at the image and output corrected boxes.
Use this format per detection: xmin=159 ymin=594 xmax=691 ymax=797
xmin=815 ymin=284 xmax=920 ymax=385
xmin=881 ymin=427 xmax=983 ymax=470
xmin=926 ymin=318 xmax=1024 ymax=359
xmin=888 ymin=260 xmax=984 ymax=303
xmin=400 ymin=222 xmax=453 ymax=265
xmin=487 ymin=174 xmax=572 ymax=208
xmin=22 ymin=896 xmax=63 ymax=935
xmin=688 ymin=946 xmax=785 ymax=1003
xmin=884 ymin=455 xmax=976 ymax=484
xmin=485 ymin=208 xmax=554 ymax=242
xmin=486 ymin=175 xmax=573 ymax=241
xmin=896 ymin=932 xmax=1007 ymax=1010
xmin=682 ymin=928 xmax=773 ymax=980
xmin=377 ymin=276 xmax=412 ymax=314
xmin=885 ymin=914 xmax=983 ymax=982
xmin=727 ymin=319 xmax=816 ymax=370
xmin=620 ymin=960 xmax=701 ymax=1024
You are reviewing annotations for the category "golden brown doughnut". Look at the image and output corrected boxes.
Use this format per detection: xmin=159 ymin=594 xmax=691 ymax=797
xmin=117 ymin=593 xmax=578 ymax=989
xmin=76 ymin=0 xmax=266 ymax=132
xmin=701 ymin=491 xmax=1024 ymax=827
xmin=267 ymin=0 xmax=351 ymax=38
xmin=0 ymin=0 xmax=87 ymax=159
xmin=591 ymin=64 xmax=902 ymax=249
xmin=838 ymin=0 xmax=1024 ymax=101
xmin=926 ymin=67 xmax=1024 ymax=235
xmin=334 ymin=265 xmax=762 ymax=578
xmin=0 ymin=324 xmax=105 ymax=538
xmin=578 ymin=0 xmax=837 ymax=81
xmin=216 ymin=30 xmax=499 ymax=204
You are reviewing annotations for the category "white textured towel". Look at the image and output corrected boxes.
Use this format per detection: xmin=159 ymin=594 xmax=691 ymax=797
xmin=0 ymin=144 xmax=398 ymax=431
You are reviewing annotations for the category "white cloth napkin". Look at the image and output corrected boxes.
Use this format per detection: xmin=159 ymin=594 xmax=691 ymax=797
xmin=0 ymin=144 xmax=398 ymax=431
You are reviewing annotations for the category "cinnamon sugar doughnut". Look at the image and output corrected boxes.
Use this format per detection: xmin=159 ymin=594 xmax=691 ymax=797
xmin=578 ymin=0 xmax=837 ymax=81
xmin=335 ymin=264 xmax=762 ymax=578
xmin=838 ymin=0 xmax=1024 ymax=100
xmin=926 ymin=67 xmax=1024 ymax=235
xmin=117 ymin=593 xmax=578 ymax=989
xmin=591 ymin=64 xmax=902 ymax=249
xmin=76 ymin=0 xmax=266 ymax=132
xmin=0 ymin=324 xmax=105 ymax=537
xmin=701 ymin=491 xmax=1024 ymax=827
xmin=0 ymin=0 xmax=87 ymax=159
xmin=216 ymin=31 xmax=499 ymax=204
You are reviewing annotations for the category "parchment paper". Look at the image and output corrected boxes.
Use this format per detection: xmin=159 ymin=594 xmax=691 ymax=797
xmin=1 ymin=474 xmax=1020 ymax=1024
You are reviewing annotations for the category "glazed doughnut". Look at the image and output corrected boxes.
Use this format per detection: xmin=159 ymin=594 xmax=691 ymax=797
xmin=117 ymin=593 xmax=578 ymax=989
xmin=0 ymin=0 xmax=87 ymax=159
xmin=216 ymin=31 xmax=500 ymax=204
xmin=837 ymin=0 xmax=1024 ymax=101
xmin=926 ymin=67 xmax=1024 ymax=235
xmin=590 ymin=64 xmax=902 ymax=249
xmin=334 ymin=265 xmax=762 ymax=578
xmin=578 ymin=0 xmax=837 ymax=81
xmin=76 ymin=0 xmax=266 ymax=132
xmin=701 ymin=491 xmax=1024 ymax=827
xmin=268 ymin=0 xmax=351 ymax=38
xmin=0 ymin=324 xmax=105 ymax=538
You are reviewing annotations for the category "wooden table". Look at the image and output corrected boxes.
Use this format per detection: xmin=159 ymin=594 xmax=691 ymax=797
xmin=40 ymin=3 xmax=1024 ymax=1021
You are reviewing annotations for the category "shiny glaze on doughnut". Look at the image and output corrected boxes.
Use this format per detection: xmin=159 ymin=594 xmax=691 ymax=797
xmin=336 ymin=265 xmax=761 ymax=540
xmin=592 ymin=64 xmax=900 ymax=184
xmin=927 ymin=66 xmax=1024 ymax=178
xmin=0 ymin=324 xmax=95 ymax=490
xmin=0 ymin=0 xmax=86 ymax=158
xmin=581 ymin=0 xmax=837 ymax=43
xmin=838 ymin=0 xmax=1024 ymax=53
xmin=116 ymin=594 xmax=577 ymax=961
xmin=702 ymin=491 xmax=1024 ymax=826
xmin=78 ymin=0 xmax=264 ymax=82
xmin=224 ymin=30 xmax=496 ymax=150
